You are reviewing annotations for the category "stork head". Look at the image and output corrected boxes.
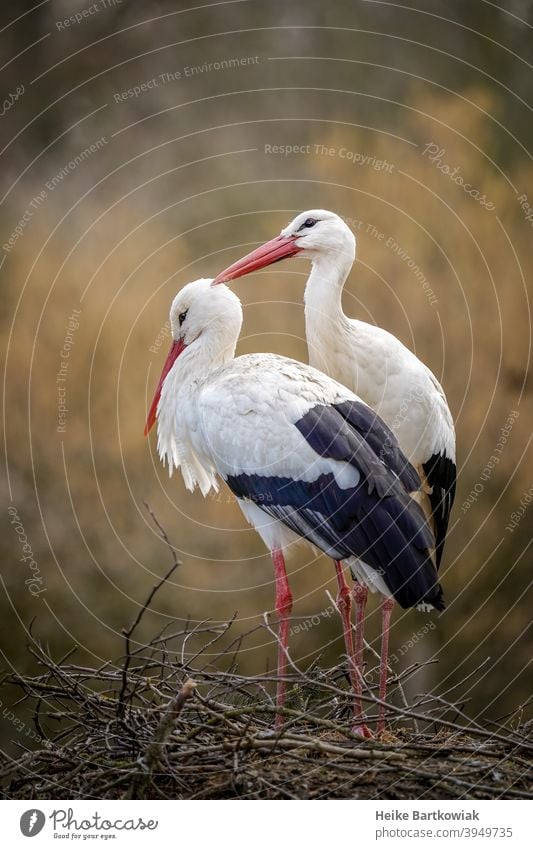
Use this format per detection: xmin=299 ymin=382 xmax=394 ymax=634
xmin=168 ymin=277 xmax=242 ymax=346
xmin=144 ymin=279 xmax=242 ymax=435
xmin=213 ymin=209 xmax=356 ymax=284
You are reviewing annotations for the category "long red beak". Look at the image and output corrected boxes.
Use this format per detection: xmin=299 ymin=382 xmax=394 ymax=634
xmin=213 ymin=235 xmax=302 ymax=284
xmin=144 ymin=338 xmax=186 ymax=436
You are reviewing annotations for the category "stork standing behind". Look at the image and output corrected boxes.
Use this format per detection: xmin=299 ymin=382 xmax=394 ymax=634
xmin=214 ymin=211 xmax=456 ymax=718
xmin=145 ymin=278 xmax=443 ymax=733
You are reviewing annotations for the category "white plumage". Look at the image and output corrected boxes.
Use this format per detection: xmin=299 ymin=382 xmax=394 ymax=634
xmin=214 ymin=209 xmax=456 ymax=565
xmin=213 ymin=209 xmax=456 ymax=733
xmin=146 ymin=277 xmax=442 ymax=734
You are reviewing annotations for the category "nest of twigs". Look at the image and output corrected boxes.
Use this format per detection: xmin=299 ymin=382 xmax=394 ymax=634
xmin=1 ymin=512 xmax=532 ymax=800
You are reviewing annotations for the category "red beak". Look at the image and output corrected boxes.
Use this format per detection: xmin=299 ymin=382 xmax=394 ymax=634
xmin=144 ymin=338 xmax=186 ymax=436
xmin=213 ymin=235 xmax=302 ymax=284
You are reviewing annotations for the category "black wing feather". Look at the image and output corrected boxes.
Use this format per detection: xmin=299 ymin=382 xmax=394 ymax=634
xmin=227 ymin=402 xmax=444 ymax=611
xmin=333 ymin=400 xmax=422 ymax=494
xmin=422 ymin=452 xmax=456 ymax=568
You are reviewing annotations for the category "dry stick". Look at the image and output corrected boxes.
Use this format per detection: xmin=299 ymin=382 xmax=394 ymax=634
xmin=213 ymin=647 xmax=533 ymax=754
xmin=193 ymin=696 xmax=395 ymax=745
xmin=207 ymin=623 xmax=266 ymax=672
xmin=493 ymin=696 xmax=533 ymax=724
xmin=322 ymin=590 xmax=406 ymax=710
xmin=263 ymin=606 xmax=418 ymax=728
xmin=185 ymin=613 xmax=237 ymax=666
xmin=126 ymin=678 xmax=197 ymax=798
xmin=261 ymin=611 xmax=304 ymax=702
xmin=19 ymin=637 xmax=532 ymax=755
xmin=24 ymin=643 xmax=108 ymax=727
xmin=261 ymin=611 xmax=382 ymax=721
xmin=342 ymin=598 xmax=416 ymax=730
xmin=131 ymin=624 xmax=217 ymax=657
xmin=325 ymin=586 xmax=392 ymax=717
xmin=4 ymin=604 xmax=532 ymax=802
xmin=436 ymin=656 xmax=492 ymax=700
xmin=194 ymin=691 xmax=250 ymax=736
xmin=117 ymin=503 xmax=181 ymax=719
xmin=179 ymin=618 xmax=209 ymax=665
xmin=324 ymin=587 xmax=402 ymax=717
xmin=175 ymin=733 xmax=405 ymax=761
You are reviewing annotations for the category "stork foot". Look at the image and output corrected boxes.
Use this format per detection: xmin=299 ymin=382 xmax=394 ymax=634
xmin=352 ymin=723 xmax=374 ymax=739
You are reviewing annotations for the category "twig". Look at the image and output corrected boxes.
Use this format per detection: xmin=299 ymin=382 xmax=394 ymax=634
xmin=117 ymin=504 xmax=181 ymax=719
xmin=126 ymin=679 xmax=196 ymax=798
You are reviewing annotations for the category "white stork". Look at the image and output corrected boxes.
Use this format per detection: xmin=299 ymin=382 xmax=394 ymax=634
xmin=213 ymin=209 xmax=456 ymax=722
xmin=145 ymin=278 xmax=443 ymax=734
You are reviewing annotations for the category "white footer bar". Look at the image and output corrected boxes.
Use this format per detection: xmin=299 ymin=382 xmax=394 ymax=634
xmin=3 ymin=799 xmax=530 ymax=848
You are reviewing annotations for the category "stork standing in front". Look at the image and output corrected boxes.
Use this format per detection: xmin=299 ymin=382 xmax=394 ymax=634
xmin=213 ymin=210 xmax=456 ymax=725
xmin=145 ymin=278 xmax=443 ymax=733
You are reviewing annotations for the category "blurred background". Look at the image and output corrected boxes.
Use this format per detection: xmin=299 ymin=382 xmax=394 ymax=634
xmin=1 ymin=0 xmax=532 ymax=752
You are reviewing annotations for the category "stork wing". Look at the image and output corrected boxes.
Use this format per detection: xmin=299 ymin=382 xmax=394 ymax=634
xmin=303 ymin=399 xmax=422 ymax=495
xmin=226 ymin=401 xmax=444 ymax=611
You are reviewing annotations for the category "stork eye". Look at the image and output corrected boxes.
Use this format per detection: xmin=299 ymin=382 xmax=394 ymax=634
xmin=178 ymin=310 xmax=188 ymax=326
xmin=298 ymin=217 xmax=318 ymax=231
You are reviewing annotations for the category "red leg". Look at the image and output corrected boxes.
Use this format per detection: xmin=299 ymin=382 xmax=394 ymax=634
xmin=272 ymin=548 xmax=293 ymax=729
xmin=377 ymin=597 xmax=395 ymax=733
xmin=353 ymin=582 xmax=368 ymax=684
xmin=334 ymin=560 xmax=358 ymax=694
xmin=349 ymin=577 xmax=373 ymax=737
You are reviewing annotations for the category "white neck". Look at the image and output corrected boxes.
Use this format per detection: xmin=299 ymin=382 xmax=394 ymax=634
xmin=303 ymin=250 xmax=354 ymax=374
xmin=178 ymin=332 xmax=237 ymax=386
